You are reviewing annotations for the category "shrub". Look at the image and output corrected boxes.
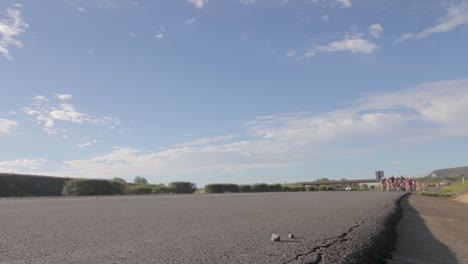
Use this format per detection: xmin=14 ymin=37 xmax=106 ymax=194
xmin=113 ymin=177 xmax=127 ymax=184
xmin=152 ymin=184 xmax=169 ymax=194
xmin=205 ymin=184 xmax=240 ymax=193
xmin=126 ymin=185 xmax=152 ymax=195
xmin=239 ymin=185 xmax=252 ymax=192
xmin=307 ymin=186 xmax=318 ymax=191
xmin=268 ymin=184 xmax=283 ymax=192
xmin=205 ymin=184 xmax=225 ymax=193
xmin=291 ymin=186 xmax=306 ymax=192
xmin=252 ymin=183 xmax=269 ymax=192
xmin=0 ymin=173 xmax=69 ymax=197
xmin=133 ymin=176 xmax=148 ymax=185
xmin=319 ymin=185 xmax=328 ymax=191
xmin=224 ymin=184 xmax=240 ymax=193
xmin=169 ymin=182 xmax=197 ymax=194
xmin=63 ymin=179 xmax=125 ymax=196
xmin=283 ymin=186 xmax=291 ymax=192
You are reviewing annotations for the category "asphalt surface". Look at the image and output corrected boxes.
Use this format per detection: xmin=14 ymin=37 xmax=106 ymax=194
xmin=0 ymin=192 xmax=403 ymax=264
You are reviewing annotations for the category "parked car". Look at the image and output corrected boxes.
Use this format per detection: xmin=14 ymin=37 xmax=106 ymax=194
xmin=439 ymin=181 xmax=451 ymax=187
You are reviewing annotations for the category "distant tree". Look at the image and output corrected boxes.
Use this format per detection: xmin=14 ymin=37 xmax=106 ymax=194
xmin=152 ymin=184 xmax=169 ymax=194
xmin=113 ymin=177 xmax=127 ymax=184
xmin=361 ymin=184 xmax=369 ymax=190
xmin=239 ymin=185 xmax=252 ymax=192
xmin=268 ymin=184 xmax=282 ymax=192
xmin=126 ymin=185 xmax=152 ymax=195
xmin=169 ymin=182 xmax=197 ymax=194
xmin=63 ymin=179 xmax=125 ymax=196
xmin=133 ymin=176 xmax=148 ymax=185
xmin=319 ymin=185 xmax=328 ymax=191
xmin=319 ymin=178 xmax=330 ymax=182
xmin=252 ymin=183 xmax=269 ymax=192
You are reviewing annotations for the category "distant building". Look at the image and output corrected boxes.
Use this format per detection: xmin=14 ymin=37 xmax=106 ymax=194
xmin=375 ymin=171 xmax=384 ymax=181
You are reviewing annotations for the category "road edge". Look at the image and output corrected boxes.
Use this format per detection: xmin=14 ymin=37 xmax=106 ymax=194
xmin=347 ymin=193 xmax=409 ymax=263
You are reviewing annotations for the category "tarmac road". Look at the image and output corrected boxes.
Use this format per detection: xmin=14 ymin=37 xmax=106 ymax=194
xmin=0 ymin=192 xmax=403 ymax=264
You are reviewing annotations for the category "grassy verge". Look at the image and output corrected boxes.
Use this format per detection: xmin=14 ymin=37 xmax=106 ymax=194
xmin=419 ymin=179 xmax=468 ymax=199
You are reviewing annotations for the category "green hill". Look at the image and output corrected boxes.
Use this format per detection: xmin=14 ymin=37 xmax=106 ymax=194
xmin=428 ymin=166 xmax=468 ymax=179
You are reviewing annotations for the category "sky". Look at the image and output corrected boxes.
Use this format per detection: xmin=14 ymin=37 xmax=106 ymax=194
xmin=1 ymin=0 xmax=468 ymax=186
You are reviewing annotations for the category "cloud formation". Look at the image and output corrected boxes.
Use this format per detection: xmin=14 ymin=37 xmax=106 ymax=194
xmin=185 ymin=17 xmax=197 ymax=25
xmin=76 ymin=140 xmax=98 ymax=148
xmin=369 ymin=24 xmax=383 ymax=38
xmin=154 ymin=26 xmax=165 ymax=39
xmin=240 ymin=0 xmax=255 ymax=5
xmin=336 ymin=0 xmax=351 ymax=8
xmin=295 ymin=24 xmax=381 ymax=59
xmin=41 ymin=78 xmax=468 ymax=181
xmin=397 ymin=1 xmax=468 ymax=42
xmin=23 ymin=94 xmax=119 ymax=136
xmin=0 ymin=118 xmax=18 ymax=135
xmin=188 ymin=0 xmax=207 ymax=9
xmin=304 ymin=37 xmax=377 ymax=58
xmin=0 ymin=159 xmax=47 ymax=172
xmin=0 ymin=6 xmax=28 ymax=60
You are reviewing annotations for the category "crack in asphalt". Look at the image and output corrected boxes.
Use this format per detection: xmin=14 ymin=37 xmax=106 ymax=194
xmin=282 ymin=219 xmax=368 ymax=264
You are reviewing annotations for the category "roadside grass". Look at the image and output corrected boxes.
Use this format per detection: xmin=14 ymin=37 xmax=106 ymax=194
xmin=419 ymin=179 xmax=468 ymax=199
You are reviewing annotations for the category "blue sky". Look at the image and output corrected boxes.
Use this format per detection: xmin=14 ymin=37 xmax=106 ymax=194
xmin=1 ymin=0 xmax=468 ymax=186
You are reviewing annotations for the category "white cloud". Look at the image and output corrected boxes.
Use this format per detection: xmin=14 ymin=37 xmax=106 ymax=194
xmin=321 ymin=15 xmax=329 ymax=21
xmin=33 ymin=95 xmax=49 ymax=101
xmin=154 ymin=26 xmax=165 ymax=39
xmin=358 ymin=78 xmax=468 ymax=136
xmin=305 ymin=37 xmax=377 ymax=58
xmin=241 ymin=30 xmax=256 ymax=40
xmin=88 ymin=49 xmax=94 ymax=55
xmin=240 ymin=0 xmax=255 ymax=5
xmin=76 ymin=140 xmax=98 ymax=148
xmin=0 ymin=6 xmax=28 ymax=60
xmin=0 ymin=159 xmax=47 ymax=172
xmin=56 ymin=94 xmax=72 ymax=100
xmin=301 ymin=24 xmax=380 ymax=58
xmin=337 ymin=0 xmax=351 ymax=8
xmin=0 ymin=118 xmax=18 ymax=135
xmin=23 ymin=94 xmax=119 ymax=135
xmin=395 ymin=32 xmax=414 ymax=43
xmin=40 ymin=78 xmax=468 ymax=181
xmin=398 ymin=1 xmax=468 ymax=42
xmin=185 ymin=17 xmax=197 ymax=25
xmin=369 ymin=23 xmax=383 ymax=38
xmin=188 ymin=0 xmax=207 ymax=9
xmin=286 ymin=49 xmax=296 ymax=57
xmin=129 ymin=33 xmax=136 ymax=38
xmin=97 ymin=0 xmax=117 ymax=8
xmin=64 ymin=0 xmax=88 ymax=13
xmin=176 ymin=135 xmax=235 ymax=147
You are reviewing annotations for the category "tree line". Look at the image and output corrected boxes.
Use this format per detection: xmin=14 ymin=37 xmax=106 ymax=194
xmin=62 ymin=177 xmax=197 ymax=196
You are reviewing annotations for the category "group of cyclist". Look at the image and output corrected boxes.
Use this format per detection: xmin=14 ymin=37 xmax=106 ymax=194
xmin=379 ymin=176 xmax=427 ymax=192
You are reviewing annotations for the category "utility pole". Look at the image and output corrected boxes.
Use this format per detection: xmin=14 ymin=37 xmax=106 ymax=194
xmin=462 ymin=174 xmax=465 ymax=184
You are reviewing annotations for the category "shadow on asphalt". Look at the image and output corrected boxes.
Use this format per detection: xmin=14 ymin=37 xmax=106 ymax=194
xmin=389 ymin=195 xmax=458 ymax=264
